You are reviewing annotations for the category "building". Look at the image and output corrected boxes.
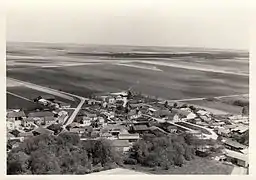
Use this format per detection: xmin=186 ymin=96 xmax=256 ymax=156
xmin=128 ymin=109 xmax=142 ymax=120
xmin=166 ymin=125 xmax=178 ymax=133
xmin=27 ymin=111 xmax=55 ymax=121
xmin=223 ymin=138 xmax=247 ymax=152
xmin=224 ymin=149 xmax=249 ymax=167
xmin=130 ymin=124 xmax=151 ymax=133
xmin=217 ymin=128 xmax=231 ymax=137
xmin=69 ymin=127 xmax=85 ymax=135
xmin=6 ymin=110 xmax=26 ymax=131
xmin=21 ymin=117 xmax=36 ymax=127
xmin=18 ymin=131 xmax=34 ymax=139
xmin=232 ymin=125 xmax=249 ymax=134
xmin=32 ymin=127 xmax=54 ymax=136
xmin=7 ymin=110 xmax=26 ymax=121
xmin=111 ymin=140 xmax=132 ymax=152
xmin=172 ymin=108 xmax=197 ymax=120
xmin=118 ymin=133 xmax=140 ymax=142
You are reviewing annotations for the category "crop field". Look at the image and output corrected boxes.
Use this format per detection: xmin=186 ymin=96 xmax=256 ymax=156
xmin=6 ymin=42 xmax=249 ymax=112
xmin=7 ymin=93 xmax=37 ymax=110
xmin=7 ymin=63 xmax=249 ymax=100
xmin=7 ymin=86 xmax=78 ymax=109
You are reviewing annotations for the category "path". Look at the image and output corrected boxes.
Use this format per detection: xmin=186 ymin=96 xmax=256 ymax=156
xmin=7 ymin=78 xmax=87 ymax=128
xmin=162 ymin=94 xmax=249 ymax=103
xmin=7 ymin=91 xmax=34 ymax=102
xmin=7 ymin=78 xmax=75 ymax=101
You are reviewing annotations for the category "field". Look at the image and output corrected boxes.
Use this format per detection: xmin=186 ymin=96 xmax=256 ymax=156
xmin=7 ymin=93 xmax=37 ymax=110
xmin=7 ymin=86 xmax=79 ymax=109
xmin=6 ymin=42 xmax=249 ymax=113
xmin=124 ymin=157 xmax=234 ymax=174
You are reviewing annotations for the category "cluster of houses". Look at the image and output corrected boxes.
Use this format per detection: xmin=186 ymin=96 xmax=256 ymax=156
xmin=6 ymin=91 xmax=250 ymax=169
xmin=6 ymin=96 xmax=70 ymax=152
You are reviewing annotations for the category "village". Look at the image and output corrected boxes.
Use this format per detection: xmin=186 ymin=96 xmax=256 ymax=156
xmin=6 ymin=90 xmax=249 ymax=171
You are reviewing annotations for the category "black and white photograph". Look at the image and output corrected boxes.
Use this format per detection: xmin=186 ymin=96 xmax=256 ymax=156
xmin=5 ymin=0 xmax=250 ymax=175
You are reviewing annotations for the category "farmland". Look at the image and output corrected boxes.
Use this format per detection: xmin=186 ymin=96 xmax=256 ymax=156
xmin=7 ymin=86 xmax=79 ymax=109
xmin=6 ymin=42 xmax=249 ymax=113
xmin=7 ymin=63 xmax=249 ymax=100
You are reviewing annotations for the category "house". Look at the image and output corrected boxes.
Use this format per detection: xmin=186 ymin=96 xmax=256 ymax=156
xmin=21 ymin=117 xmax=36 ymax=127
xmin=111 ymin=140 xmax=132 ymax=152
xmin=27 ymin=111 xmax=55 ymax=120
xmin=101 ymin=132 xmax=115 ymax=139
xmin=6 ymin=111 xmax=26 ymax=121
xmin=128 ymin=109 xmax=142 ymax=120
xmin=223 ymin=138 xmax=247 ymax=151
xmin=6 ymin=119 xmax=20 ymax=131
xmin=172 ymin=108 xmax=197 ymax=120
xmin=106 ymin=96 xmax=116 ymax=104
xmin=131 ymin=124 xmax=151 ymax=133
xmin=153 ymin=109 xmax=173 ymax=119
xmin=32 ymin=127 xmax=54 ymax=136
xmin=18 ymin=131 xmax=34 ymax=139
xmin=69 ymin=127 xmax=85 ymax=135
xmin=82 ymin=117 xmax=92 ymax=126
xmin=6 ymin=111 xmax=26 ymax=131
xmin=118 ymin=133 xmax=140 ymax=142
xmin=224 ymin=149 xmax=249 ymax=167
xmin=232 ymin=125 xmax=249 ymax=134
xmin=56 ymin=101 xmax=71 ymax=108
xmin=217 ymin=128 xmax=231 ymax=137
xmin=43 ymin=116 xmax=56 ymax=125
xmin=190 ymin=118 xmax=202 ymax=125
xmin=166 ymin=125 xmax=178 ymax=133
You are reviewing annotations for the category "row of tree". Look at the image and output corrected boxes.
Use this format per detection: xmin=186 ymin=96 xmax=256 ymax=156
xmin=7 ymin=132 xmax=122 ymax=174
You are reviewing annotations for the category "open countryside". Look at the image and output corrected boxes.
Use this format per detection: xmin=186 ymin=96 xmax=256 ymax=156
xmin=6 ymin=42 xmax=249 ymax=175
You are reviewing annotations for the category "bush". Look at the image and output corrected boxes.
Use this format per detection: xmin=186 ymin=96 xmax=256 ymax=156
xmin=124 ymin=158 xmax=138 ymax=165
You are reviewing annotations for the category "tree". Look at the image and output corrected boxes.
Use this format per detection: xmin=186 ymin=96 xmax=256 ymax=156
xmin=7 ymin=151 xmax=30 ymax=175
xmin=242 ymin=105 xmax=249 ymax=116
xmin=173 ymin=102 xmax=178 ymax=108
xmin=47 ymin=124 xmax=63 ymax=135
xmin=164 ymin=101 xmax=168 ymax=108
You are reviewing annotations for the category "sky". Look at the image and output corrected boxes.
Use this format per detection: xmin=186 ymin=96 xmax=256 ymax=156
xmin=6 ymin=0 xmax=249 ymax=50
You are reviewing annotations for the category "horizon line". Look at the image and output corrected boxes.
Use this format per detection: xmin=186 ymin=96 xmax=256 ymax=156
xmin=6 ymin=40 xmax=249 ymax=52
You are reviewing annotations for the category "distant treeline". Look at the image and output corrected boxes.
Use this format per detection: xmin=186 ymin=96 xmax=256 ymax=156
xmin=67 ymin=52 xmax=249 ymax=59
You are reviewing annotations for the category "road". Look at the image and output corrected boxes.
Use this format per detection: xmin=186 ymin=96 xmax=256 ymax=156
xmin=7 ymin=78 xmax=88 ymax=127
xmin=7 ymin=91 xmax=34 ymax=102
xmin=7 ymin=78 xmax=75 ymax=101
xmin=160 ymin=93 xmax=249 ymax=103
xmin=143 ymin=114 xmax=218 ymax=140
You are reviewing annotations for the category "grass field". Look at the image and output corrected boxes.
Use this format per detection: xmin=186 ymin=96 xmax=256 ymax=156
xmin=7 ymin=86 xmax=79 ymax=109
xmin=124 ymin=157 xmax=234 ymax=175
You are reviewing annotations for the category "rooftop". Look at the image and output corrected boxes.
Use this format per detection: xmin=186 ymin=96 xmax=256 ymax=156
xmin=7 ymin=111 xmax=26 ymax=118
xmin=33 ymin=127 xmax=54 ymax=135
xmin=224 ymin=149 xmax=248 ymax=162
xmin=27 ymin=111 xmax=54 ymax=118
xmin=111 ymin=140 xmax=130 ymax=147
xmin=172 ymin=108 xmax=191 ymax=117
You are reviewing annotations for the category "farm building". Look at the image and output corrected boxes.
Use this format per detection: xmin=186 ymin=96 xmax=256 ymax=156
xmin=224 ymin=149 xmax=249 ymax=167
